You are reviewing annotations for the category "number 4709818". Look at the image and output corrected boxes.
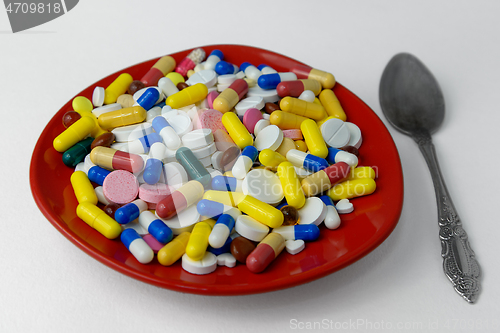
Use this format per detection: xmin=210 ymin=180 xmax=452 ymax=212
xmin=5 ymin=2 xmax=61 ymax=14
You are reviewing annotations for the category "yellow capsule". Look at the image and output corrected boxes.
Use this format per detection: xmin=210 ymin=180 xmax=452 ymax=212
xmin=259 ymin=149 xmax=286 ymax=168
xmin=213 ymin=88 xmax=239 ymax=114
xmin=157 ymin=232 xmax=190 ymax=266
xmin=185 ymin=221 xmax=212 ymax=260
xmin=345 ymin=167 xmax=376 ymax=181
xmin=270 ymin=111 xmax=308 ymax=130
xmin=201 ymin=218 xmax=217 ymax=229
xmin=53 ymin=116 xmax=95 ymax=152
xmin=76 ymin=111 xmax=108 ymax=138
xmin=309 ymin=68 xmax=336 ymax=89
xmin=301 ymin=119 xmax=328 ymax=158
xmin=104 ymin=73 xmax=133 ymax=105
xmin=166 ymin=83 xmax=208 ymax=109
xmin=327 ymin=178 xmax=376 ymax=201
xmin=277 ymin=162 xmax=306 ymax=209
xmin=280 ymin=97 xmax=327 ymax=121
xmin=202 ymin=190 xmax=244 ymax=207
xmin=221 ymin=112 xmax=253 ymax=149
xmin=237 ymin=195 xmax=284 ymax=228
xmin=76 ymin=202 xmax=121 ymax=239
xmin=70 ymin=171 xmax=97 ymax=205
xmin=97 ymin=105 xmax=146 ymax=130
xmin=313 ymin=97 xmax=322 ymax=106
xmin=295 ymin=140 xmax=307 ymax=152
xmin=72 ymin=96 xmax=93 ymax=113
xmin=319 ymin=89 xmax=346 ymax=121
xmin=166 ymin=72 xmax=185 ymax=86
xmin=301 ymin=79 xmax=322 ymax=95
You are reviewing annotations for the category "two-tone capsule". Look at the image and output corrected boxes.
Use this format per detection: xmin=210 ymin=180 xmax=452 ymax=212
xmin=276 ymin=79 xmax=322 ymax=98
xmin=326 ymin=147 xmax=358 ymax=168
xmin=208 ymin=214 xmax=236 ymax=249
xmin=87 ymin=165 xmax=111 ymax=186
xmin=258 ymin=72 xmax=297 ymax=90
xmin=272 ymin=224 xmax=320 ymax=241
xmin=232 ymin=145 xmax=258 ymax=179
xmin=138 ymin=211 xmax=173 ymax=244
xmin=140 ymin=55 xmax=176 ymax=87
xmin=286 ymin=149 xmax=329 ymax=173
xmin=301 ymin=162 xmax=350 ymax=197
xmin=213 ymin=79 xmax=249 ymax=113
xmin=290 ymin=64 xmax=335 ymax=89
xmin=90 ymin=147 xmax=144 ymax=174
xmin=211 ymin=176 xmax=243 ymax=192
xmin=126 ymin=132 xmax=163 ymax=154
xmin=239 ymin=62 xmax=262 ymax=81
xmin=114 ymin=199 xmax=148 ymax=224
xmin=320 ymin=195 xmax=341 ymax=229
xmin=196 ymin=199 xmax=241 ymax=221
xmin=246 ymin=232 xmax=285 ymax=273
xmin=151 ymin=116 xmax=181 ymax=150
xmin=202 ymin=49 xmax=224 ymax=71
xmin=156 ymin=180 xmax=204 ymax=219
xmin=121 ymin=228 xmax=154 ymax=264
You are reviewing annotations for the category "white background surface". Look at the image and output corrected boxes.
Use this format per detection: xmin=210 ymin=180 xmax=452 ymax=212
xmin=1 ymin=1 xmax=499 ymax=332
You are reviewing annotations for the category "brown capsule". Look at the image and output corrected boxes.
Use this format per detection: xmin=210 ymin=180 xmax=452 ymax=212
xmin=264 ymin=102 xmax=280 ymax=114
xmin=91 ymin=132 xmax=115 ymax=150
xmin=177 ymin=82 xmax=189 ymax=90
xmin=103 ymin=203 xmax=121 ymax=218
xmin=230 ymin=236 xmax=256 ymax=264
xmin=280 ymin=205 xmax=299 ymax=226
xmin=62 ymin=111 xmax=81 ymax=128
xmin=340 ymin=145 xmax=359 ymax=157
xmin=128 ymin=80 xmax=145 ymax=95
xmin=220 ymin=146 xmax=241 ymax=171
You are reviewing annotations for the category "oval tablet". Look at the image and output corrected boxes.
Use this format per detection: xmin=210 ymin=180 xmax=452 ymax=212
xmin=235 ymin=96 xmax=265 ymax=117
xmin=241 ymin=169 xmax=284 ymax=205
xmin=186 ymin=69 xmax=217 ymax=87
xmin=181 ymin=129 xmax=214 ymax=149
xmin=112 ymin=122 xmax=153 ymax=142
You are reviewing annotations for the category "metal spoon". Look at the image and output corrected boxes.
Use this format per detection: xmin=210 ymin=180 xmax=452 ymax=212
xmin=379 ymin=53 xmax=481 ymax=303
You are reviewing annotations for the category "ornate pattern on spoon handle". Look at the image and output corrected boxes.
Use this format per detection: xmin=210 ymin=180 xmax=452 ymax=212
xmin=413 ymin=130 xmax=481 ymax=303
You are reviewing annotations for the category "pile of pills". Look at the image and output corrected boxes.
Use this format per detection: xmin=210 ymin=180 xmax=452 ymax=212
xmin=54 ymin=48 xmax=377 ymax=275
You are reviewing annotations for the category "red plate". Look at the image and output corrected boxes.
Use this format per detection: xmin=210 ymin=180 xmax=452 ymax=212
xmin=30 ymin=44 xmax=404 ymax=296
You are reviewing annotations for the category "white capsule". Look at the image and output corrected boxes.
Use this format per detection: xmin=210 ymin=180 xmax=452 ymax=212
xmin=158 ymin=77 xmax=179 ymax=97
xmin=324 ymin=205 xmax=341 ymax=229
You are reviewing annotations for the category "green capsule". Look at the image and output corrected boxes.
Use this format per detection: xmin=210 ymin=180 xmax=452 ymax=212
xmin=175 ymin=147 xmax=211 ymax=188
xmin=62 ymin=137 xmax=94 ymax=167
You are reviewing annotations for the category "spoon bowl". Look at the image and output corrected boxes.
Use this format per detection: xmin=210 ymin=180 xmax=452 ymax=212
xmin=380 ymin=53 xmax=445 ymax=136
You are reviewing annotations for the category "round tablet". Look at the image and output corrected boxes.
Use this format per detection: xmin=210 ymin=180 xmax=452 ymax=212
xmin=254 ymin=125 xmax=284 ymax=151
xmin=345 ymin=122 xmax=363 ymax=149
xmin=247 ymin=86 xmax=279 ymax=103
xmin=92 ymin=86 xmax=105 ymax=107
xmin=297 ymin=197 xmax=327 ymax=226
xmin=191 ymin=142 xmax=217 ymax=159
xmin=92 ymin=103 xmax=122 ymax=118
xmin=235 ymin=96 xmax=265 ymax=117
xmin=253 ymin=119 xmax=270 ymax=136
xmin=181 ymin=128 xmax=214 ymax=149
xmin=217 ymin=74 xmax=237 ymax=85
xmin=186 ymin=69 xmax=217 ymax=88
xmin=103 ymin=170 xmax=139 ymax=204
xmin=182 ymin=252 xmax=217 ymax=275
xmin=235 ymin=215 xmax=270 ymax=242
xmin=112 ymin=122 xmax=153 ymax=142
xmin=158 ymin=204 xmax=200 ymax=235
xmin=161 ymin=162 xmax=188 ymax=189
xmin=242 ymin=168 xmax=284 ymax=205
xmin=196 ymin=109 xmax=225 ymax=133
xmin=321 ymin=118 xmax=351 ymax=148
xmin=168 ymin=112 xmax=193 ymax=137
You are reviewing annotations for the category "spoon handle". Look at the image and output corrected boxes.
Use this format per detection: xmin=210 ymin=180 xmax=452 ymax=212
xmin=413 ymin=131 xmax=481 ymax=303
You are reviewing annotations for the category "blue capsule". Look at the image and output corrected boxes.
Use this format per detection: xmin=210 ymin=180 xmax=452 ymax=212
xmin=326 ymin=147 xmax=358 ymax=167
xmin=87 ymin=165 xmax=111 ymax=186
xmin=215 ymin=60 xmax=238 ymax=75
xmin=211 ymin=176 xmax=243 ymax=192
xmin=208 ymin=214 xmax=236 ymax=249
xmin=207 ymin=236 xmax=232 ymax=255
xmin=197 ymin=199 xmax=241 ymax=221
xmin=114 ymin=199 xmax=148 ymax=224
xmin=143 ymin=158 xmax=163 ymax=185
xmin=120 ymin=229 xmax=154 ymax=264
xmin=257 ymin=72 xmax=297 ymax=90
xmin=137 ymin=132 xmax=162 ymax=154
xmin=136 ymin=87 xmax=160 ymax=110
